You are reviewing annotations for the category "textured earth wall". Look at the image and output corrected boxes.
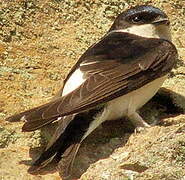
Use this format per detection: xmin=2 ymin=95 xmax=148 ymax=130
xmin=0 ymin=0 xmax=185 ymax=179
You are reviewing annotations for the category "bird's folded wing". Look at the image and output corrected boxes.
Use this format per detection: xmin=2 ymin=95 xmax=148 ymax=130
xmin=8 ymin=32 xmax=177 ymax=131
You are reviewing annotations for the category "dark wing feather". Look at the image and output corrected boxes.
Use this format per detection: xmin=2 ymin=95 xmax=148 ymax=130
xmin=15 ymin=32 xmax=176 ymax=131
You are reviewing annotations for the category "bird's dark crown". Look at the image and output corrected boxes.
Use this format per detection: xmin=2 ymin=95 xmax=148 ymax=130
xmin=109 ymin=5 xmax=168 ymax=31
xmin=123 ymin=5 xmax=167 ymax=19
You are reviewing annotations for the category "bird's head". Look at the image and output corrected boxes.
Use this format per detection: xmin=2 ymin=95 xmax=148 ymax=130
xmin=109 ymin=5 xmax=171 ymax=41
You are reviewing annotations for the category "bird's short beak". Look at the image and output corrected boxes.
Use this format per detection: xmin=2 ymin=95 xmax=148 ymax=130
xmin=152 ymin=18 xmax=170 ymax=26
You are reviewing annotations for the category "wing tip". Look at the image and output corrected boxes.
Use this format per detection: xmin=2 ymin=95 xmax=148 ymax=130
xmin=6 ymin=114 xmax=23 ymax=122
xmin=22 ymin=125 xmax=31 ymax=132
xmin=22 ymin=122 xmax=39 ymax=132
xmin=5 ymin=113 xmax=36 ymax=132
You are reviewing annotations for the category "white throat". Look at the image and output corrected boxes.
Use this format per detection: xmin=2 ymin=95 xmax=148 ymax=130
xmin=111 ymin=24 xmax=171 ymax=41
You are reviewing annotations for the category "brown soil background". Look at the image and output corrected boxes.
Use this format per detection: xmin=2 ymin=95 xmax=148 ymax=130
xmin=0 ymin=0 xmax=185 ymax=180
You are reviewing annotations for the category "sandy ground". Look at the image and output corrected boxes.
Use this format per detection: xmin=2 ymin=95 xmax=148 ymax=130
xmin=0 ymin=0 xmax=185 ymax=179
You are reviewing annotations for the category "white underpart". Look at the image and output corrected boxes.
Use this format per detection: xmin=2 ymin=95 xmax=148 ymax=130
xmin=110 ymin=24 xmax=171 ymax=41
xmin=83 ymin=75 xmax=167 ymax=140
xmin=62 ymin=68 xmax=86 ymax=96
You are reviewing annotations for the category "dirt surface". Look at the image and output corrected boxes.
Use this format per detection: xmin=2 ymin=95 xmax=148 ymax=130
xmin=0 ymin=0 xmax=185 ymax=180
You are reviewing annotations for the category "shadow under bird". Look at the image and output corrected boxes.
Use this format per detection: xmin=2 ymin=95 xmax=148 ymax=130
xmin=7 ymin=5 xmax=178 ymax=179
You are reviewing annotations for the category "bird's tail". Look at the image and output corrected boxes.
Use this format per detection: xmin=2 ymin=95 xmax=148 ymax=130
xmin=29 ymin=143 xmax=81 ymax=180
xmin=28 ymin=112 xmax=94 ymax=179
xmin=57 ymin=143 xmax=81 ymax=179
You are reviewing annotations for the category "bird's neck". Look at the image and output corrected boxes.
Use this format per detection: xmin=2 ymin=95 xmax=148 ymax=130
xmin=110 ymin=24 xmax=172 ymax=41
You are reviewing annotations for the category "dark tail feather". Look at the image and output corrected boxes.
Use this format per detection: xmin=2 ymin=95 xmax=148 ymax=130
xmin=57 ymin=143 xmax=81 ymax=179
xmin=28 ymin=112 xmax=94 ymax=177
xmin=46 ymin=115 xmax=75 ymax=149
xmin=28 ymin=115 xmax=75 ymax=173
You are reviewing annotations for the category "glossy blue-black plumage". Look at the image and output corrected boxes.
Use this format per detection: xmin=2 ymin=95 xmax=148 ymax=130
xmin=109 ymin=5 xmax=168 ymax=31
xmin=123 ymin=5 xmax=167 ymax=19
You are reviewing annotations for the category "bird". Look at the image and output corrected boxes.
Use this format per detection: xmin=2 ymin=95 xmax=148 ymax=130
xmin=7 ymin=5 xmax=177 ymax=179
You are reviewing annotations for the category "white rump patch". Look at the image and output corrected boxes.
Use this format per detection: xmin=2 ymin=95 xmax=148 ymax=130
xmin=62 ymin=68 xmax=86 ymax=96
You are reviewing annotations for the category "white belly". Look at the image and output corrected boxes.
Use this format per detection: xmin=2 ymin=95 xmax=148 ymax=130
xmin=83 ymin=75 xmax=167 ymax=140
xmin=105 ymin=75 xmax=167 ymax=120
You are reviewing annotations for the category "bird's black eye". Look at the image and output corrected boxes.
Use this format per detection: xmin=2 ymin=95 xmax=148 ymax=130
xmin=132 ymin=16 xmax=142 ymax=23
